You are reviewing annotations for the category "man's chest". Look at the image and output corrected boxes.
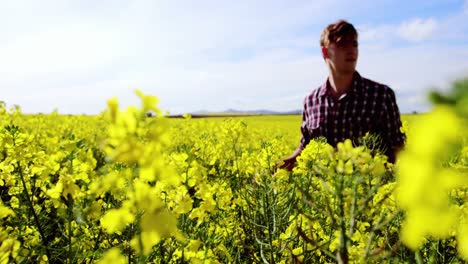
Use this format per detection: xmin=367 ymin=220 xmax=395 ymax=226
xmin=305 ymin=96 xmax=381 ymax=143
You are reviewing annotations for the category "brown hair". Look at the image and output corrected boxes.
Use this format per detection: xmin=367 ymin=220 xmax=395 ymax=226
xmin=320 ymin=20 xmax=358 ymax=48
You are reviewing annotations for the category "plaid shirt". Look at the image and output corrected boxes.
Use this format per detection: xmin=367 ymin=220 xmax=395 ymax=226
xmin=299 ymin=71 xmax=405 ymax=160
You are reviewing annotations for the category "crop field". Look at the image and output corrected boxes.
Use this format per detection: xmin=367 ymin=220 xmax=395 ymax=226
xmin=0 ymin=93 xmax=466 ymax=263
xmin=169 ymin=113 xmax=421 ymax=148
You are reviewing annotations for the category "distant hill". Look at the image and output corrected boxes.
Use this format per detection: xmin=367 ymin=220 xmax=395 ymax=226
xmin=219 ymin=109 xmax=302 ymax=115
xmin=165 ymin=108 xmax=422 ymax=118
xmin=167 ymin=109 xmax=302 ymax=118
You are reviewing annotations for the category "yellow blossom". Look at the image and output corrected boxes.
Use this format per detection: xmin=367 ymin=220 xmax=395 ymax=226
xmin=100 ymin=208 xmax=135 ymax=234
xmin=96 ymin=248 xmax=126 ymax=264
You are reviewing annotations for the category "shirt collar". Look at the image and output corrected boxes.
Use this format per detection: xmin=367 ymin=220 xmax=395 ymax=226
xmin=318 ymin=71 xmax=362 ymax=97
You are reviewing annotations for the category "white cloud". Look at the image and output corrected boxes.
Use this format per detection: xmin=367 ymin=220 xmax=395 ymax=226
xmin=397 ymin=17 xmax=438 ymax=42
xmin=0 ymin=26 xmax=127 ymax=75
xmin=357 ymin=24 xmax=398 ymax=49
xmin=358 ymin=44 xmax=468 ymax=112
xmin=358 ymin=17 xmax=441 ymax=45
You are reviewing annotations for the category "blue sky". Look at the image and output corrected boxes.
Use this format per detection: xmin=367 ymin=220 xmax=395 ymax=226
xmin=1 ymin=0 xmax=468 ymax=114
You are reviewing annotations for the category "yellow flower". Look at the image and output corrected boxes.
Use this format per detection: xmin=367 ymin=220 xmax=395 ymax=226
xmin=336 ymin=160 xmax=345 ymax=174
xmin=46 ymin=180 xmax=63 ymax=200
xmin=39 ymin=254 xmax=48 ymax=264
xmin=344 ymin=160 xmax=353 ymax=175
xmin=173 ymin=188 xmax=193 ymax=215
xmin=96 ymin=248 xmax=126 ymax=264
xmin=0 ymin=202 xmax=15 ymax=219
xmin=135 ymin=89 xmax=159 ymax=113
xmin=107 ymin=97 xmax=119 ymax=122
xmin=100 ymin=208 xmax=135 ymax=234
xmin=292 ymin=247 xmax=303 ymax=256
xmin=0 ymin=238 xmax=20 ymax=263
xmin=136 ymin=209 xmax=184 ymax=255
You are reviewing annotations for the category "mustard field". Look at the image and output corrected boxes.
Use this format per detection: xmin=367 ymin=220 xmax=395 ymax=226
xmin=0 ymin=92 xmax=467 ymax=263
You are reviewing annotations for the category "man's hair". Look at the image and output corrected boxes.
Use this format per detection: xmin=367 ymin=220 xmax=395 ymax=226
xmin=320 ymin=20 xmax=358 ymax=48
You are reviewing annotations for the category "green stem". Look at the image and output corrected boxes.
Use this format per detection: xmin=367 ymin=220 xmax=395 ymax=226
xmin=263 ymin=187 xmax=275 ymax=263
xmin=87 ymin=228 xmax=103 ymax=263
xmin=337 ymin=175 xmax=348 ymax=264
xmin=137 ymin=217 xmax=146 ymax=264
xmin=68 ymin=199 xmax=73 ymax=264
xmin=17 ymin=161 xmax=52 ymax=261
xmin=415 ymin=250 xmax=423 ymax=264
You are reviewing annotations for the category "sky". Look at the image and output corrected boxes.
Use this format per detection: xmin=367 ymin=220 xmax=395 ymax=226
xmin=1 ymin=0 xmax=468 ymax=115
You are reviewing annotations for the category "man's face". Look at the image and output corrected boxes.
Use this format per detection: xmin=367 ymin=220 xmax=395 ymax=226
xmin=323 ymin=34 xmax=358 ymax=74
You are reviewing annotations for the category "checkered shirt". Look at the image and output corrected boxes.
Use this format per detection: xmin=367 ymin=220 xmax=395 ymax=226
xmin=299 ymin=71 xmax=406 ymax=159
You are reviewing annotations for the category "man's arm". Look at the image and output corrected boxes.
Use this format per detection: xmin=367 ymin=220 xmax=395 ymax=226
xmin=277 ymin=99 xmax=310 ymax=171
xmin=277 ymin=146 xmax=303 ymax=171
xmin=381 ymin=87 xmax=406 ymax=163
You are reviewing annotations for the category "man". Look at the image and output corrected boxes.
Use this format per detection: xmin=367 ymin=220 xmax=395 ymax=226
xmin=279 ymin=19 xmax=405 ymax=171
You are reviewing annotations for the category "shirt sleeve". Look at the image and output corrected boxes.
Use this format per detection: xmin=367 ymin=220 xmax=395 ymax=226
xmin=299 ymin=98 xmax=311 ymax=150
xmin=380 ymin=87 xmax=406 ymax=152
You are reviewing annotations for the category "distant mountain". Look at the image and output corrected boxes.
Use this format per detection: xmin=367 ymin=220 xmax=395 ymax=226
xmin=167 ymin=109 xmax=302 ymax=118
xmin=194 ymin=109 xmax=302 ymax=115
xmin=178 ymin=109 xmax=302 ymax=115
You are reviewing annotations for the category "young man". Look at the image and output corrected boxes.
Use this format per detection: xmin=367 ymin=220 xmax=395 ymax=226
xmin=279 ymin=20 xmax=406 ymax=171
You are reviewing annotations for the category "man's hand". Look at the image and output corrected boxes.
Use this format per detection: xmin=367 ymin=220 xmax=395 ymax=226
xmin=275 ymin=147 xmax=302 ymax=172
xmin=275 ymin=157 xmax=296 ymax=172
